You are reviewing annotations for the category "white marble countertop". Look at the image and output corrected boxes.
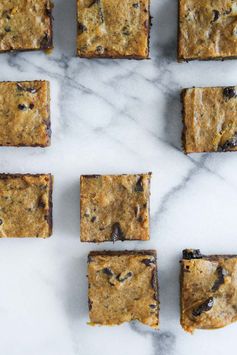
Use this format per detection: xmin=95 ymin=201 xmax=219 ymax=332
xmin=0 ymin=0 xmax=237 ymax=354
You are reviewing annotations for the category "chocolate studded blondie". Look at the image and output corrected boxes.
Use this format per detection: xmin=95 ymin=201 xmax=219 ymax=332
xmin=182 ymin=86 xmax=237 ymax=153
xmin=0 ymin=0 xmax=53 ymax=53
xmin=178 ymin=0 xmax=237 ymax=61
xmin=180 ymin=249 xmax=237 ymax=333
xmin=0 ymin=81 xmax=51 ymax=147
xmin=80 ymin=173 xmax=151 ymax=242
xmin=77 ymin=0 xmax=150 ymax=59
xmin=88 ymin=250 xmax=159 ymax=328
xmin=0 ymin=174 xmax=53 ymax=238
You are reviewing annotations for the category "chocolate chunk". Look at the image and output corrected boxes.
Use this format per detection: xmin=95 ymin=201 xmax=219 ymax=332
xmin=110 ymin=222 xmax=125 ymax=242
xmin=212 ymin=10 xmax=220 ymax=22
xmin=4 ymin=26 xmax=11 ymax=32
xmin=132 ymin=3 xmax=139 ymax=8
xmin=88 ymin=298 xmax=93 ymax=311
xmin=223 ymin=87 xmax=236 ymax=100
xmin=91 ymin=216 xmax=96 ymax=223
xmin=211 ymin=266 xmax=227 ymax=291
xmin=102 ymin=267 xmax=114 ymax=276
xmin=183 ymin=249 xmax=203 ymax=260
xmin=0 ymin=219 xmax=3 ymax=225
xmin=96 ymin=45 xmax=104 ymax=54
xmin=78 ymin=22 xmax=87 ymax=34
xmin=40 ymin=33 xmax=51 ymax=48
xmin=117 ymin=272 xmax=133 ymax=282
xmin=135 ymin=176 xmax=143 ymax=192
xmin=218 ymin=134 xmax=237 ymax=152
xmin=29 ymin=103 xmax=34 ymax=110
xmin=141 ymin=258 xmax=155 ymax=266
xmin=122 ymin=26 xmax=130 ymax=36
xmin=16 ymin=84 xmax=38 ymax=94
xmin=38 ymin=198 xmax=46 ymax=208
xmin=45 ymin=4 xmax=52 ymax=17
xmin=192 ymin=297 xmax=214 ymax=317
xmin=18 ymin=104 xmax=27 ymax=111
xmin=149 ymin=304 xmax=157 ymax=309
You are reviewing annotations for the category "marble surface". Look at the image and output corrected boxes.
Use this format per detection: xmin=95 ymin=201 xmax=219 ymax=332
xmin=0 ymin=0 xmax=237 ymax=354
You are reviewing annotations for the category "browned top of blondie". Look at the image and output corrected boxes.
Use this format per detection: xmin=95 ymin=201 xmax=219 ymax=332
xmin=180 ymin=250 xmax=237 ymax=333
xmin=80 ymin=173 xmax=151 ymax=242
xmin=0 ymin=0 xmax=53 ymax=52
xmin=88 ymin=250 xmax=159 ymax=328
xmin=0 ymin=174 xmax=53 ymax=238
xmin=77 ymin=0 xmax=150 ymax=58
xmin=0 ymin=81 xmax=50 ymax=147
xmin=182 ymin=86 xmax=237 ymax=153
xmin=178 ymin=0 xmax=237 ymax=61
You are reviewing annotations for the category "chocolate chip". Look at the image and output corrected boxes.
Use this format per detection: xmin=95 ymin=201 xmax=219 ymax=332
xmin=40 ymin=33 xmax=51 ymax=48
xmin=122 ymin=26 xmax=130 ymax=36
xmin=18 ymin=104 xmax=27 ymax=111
xmin=88 ymin=298 xmax=93 ymax=311
xmin=117 ymin=272 xmax=133 ymax=282
xmin=91 ymin=216 xmax=96 ymax=223
xmin=212 ymin=10 xmax=220 ymax=22
xmin=4 ymin=26 xmax=11 ymax=32
xmin=223 ymin=87 xmax=236 ymax=100
xmin=182 ymin=249 xmax=203 ymax=260
xmin=78 ymin=22 xmax=87 ymax=34
xmin=218 ymin=134 xmax=237 ymax=152
xmin=141 ymin=258 xmax=155 ymax=266
xmin=96 ymin=45 xmax=104 ymax=54
xmin=29 ymin=103 xmax=34 ymax=110
xmin=192 ymin=297 xmax=214 ymax=317
xmin=212 ymin=266 xmax=227 ymax=291
xmin=102 ymin=268 xmax=114 ymax=276
xmin=0 ymin=219 xmax=3 ymax=225
xmin=110 ymin=222 xmax=125 ymax=242
xmin=137 ymin=216 xmax=143 ymax=222
xmin=16 ymin=84 xmax=38 ymax=94
xmin=149 ymin=304 xmax=157 ymax=309
xmin=135 ymin=176 xmax=143 ymax=192
xmin=132 ymin=3 xmax=139 ymax=8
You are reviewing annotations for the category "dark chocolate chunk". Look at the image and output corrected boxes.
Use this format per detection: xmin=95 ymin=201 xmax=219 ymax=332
xmin=110 ymin=222 xmax=125 ymax=242
xmin=223 ymin=87 xmax=237 ymax=100
xmin=218 ymin=134 xmax=237 ymax=152
xmin=29 ymin=103 xmax=34 ymax=110
xmin=117 ymin=272 xmax=133 ymax=282
xmin=91 ymin=216 xmax=96 ymax=223
xmin=135 ymin=176 xmax=143 ymax=192
xmin=183 ymin=249 xmax=203 ymax=260
xmin=78 ymin=22 xmax=87 ymax=34
xmin=0 ymin=219 xmax=3 ymax=225
xmin=149 ymin=304 xmax=157 ymax=309
xmin=88 ymin=298 xmax=93 ymax=311
xmin=102 ymin=267 xmax=114 ymax=276
xmin=18 ymin=104 xmax=27 ymax=111
xmin=95 ymin=45 xmax=104 ymax=54
xmin=212 ymin=10 xmax=220 ymax=22
xmin=132 ymin=3 xmax=139 ymax=8
xmin=211 ymin=266 xmax=227 ymax=291
xmin=192 ymin=297 xmax=214 ymax=317
xmin=38 ymin=198 xmax=46 ymax=208
xmin=141 ymin=258 xmax=155 ymax=266
xmin=4 ymin=26 xmax=11 ymax=32
xmin=122 ymin=26 xmax=130 ymax=36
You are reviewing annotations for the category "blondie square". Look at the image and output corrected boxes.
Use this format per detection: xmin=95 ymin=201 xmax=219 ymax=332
xmin=0 ymin=81 xmax=51 ymax=147
xmin=80 ymin=173 xmax=151 ymax=242
xmin=178 ymin=0 xmax=237 ymax=61
xmin=88 ymin=250 xmax=159 ymax=328
xmin=180 ymin=249 xmax=237 ymax=333
xmin=0 ymin=0 xmax=53 ymax=53
xmin=77 ymin=0 xmax=150 ymax=58
xmin=182 ymin=86 xmax=237 ymax=153
xmin=0 ymin=174 xmax=53 ymax=238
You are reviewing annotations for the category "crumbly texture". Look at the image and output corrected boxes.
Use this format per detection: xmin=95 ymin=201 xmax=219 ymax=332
xmin=178 ymin=0 xmax=237 ymax=61
xmin=80 ymin=173 xmax=151 ymax=242
xmin=0 ymin=174 xmax=53 ymax=238
xmin=88 ymin=250 xmax=159 ymax=328
xmin=180 ymin=249 xmax=237 ymax=333
xmin=77 ymin=0 xmax=150 ymax=58
xmin=0 ymin=81 xmax=51 ymax=147
xmin=0 ymin=0 xmax=53 ymax=52
xmin=182 ymin=86 xmax=237 ymax=153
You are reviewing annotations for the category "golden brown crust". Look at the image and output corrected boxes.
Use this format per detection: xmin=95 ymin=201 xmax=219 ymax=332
xmin=182 ymin=86 xmax=237 ymax=153
xmin=88 ymin=250 xmax=159 ymax=328
xmin=178 ymin=0 xmax=237 ymax=61
xmin=0 ymin=0 xmax=53 ymax=52
xmin=0 ymin=174 xmax=53 ymax=238
xmin=180 ymin=249 xmax=237 ymax=333
xmin=80 ymin=173 xmax=151 ymax=242
xmin=0 ymin=81 xmax=50 ymax=147
xmin=77 ymin=0 xmax=150 ymax=59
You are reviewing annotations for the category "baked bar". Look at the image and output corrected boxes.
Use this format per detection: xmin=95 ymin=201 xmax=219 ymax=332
xmin=0 ymin=0 xmax=53 ymax=53
xmin=178 ymin=0 xmax=237 ymax=61
xmin=180 ymin=249 xmax=237 ymax=333
xmin=88 ymin=250 xmax=159 ymax=328
xmin=182 ymin=86 xmax=237 ymax=153
xmin=80 ymin=173 xmax=151 ymax=242
xmin=77 ymin=0 xmax=150 ymax=59
xmin=0 ymin=81 xmax=51 ymax=147
xmin=0 ymin=174 xmax=53 ymax=238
